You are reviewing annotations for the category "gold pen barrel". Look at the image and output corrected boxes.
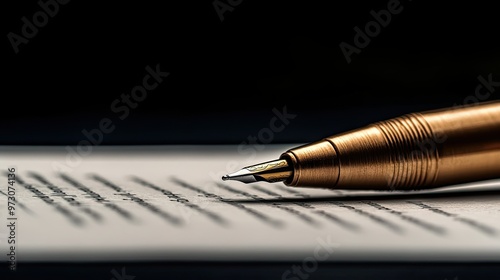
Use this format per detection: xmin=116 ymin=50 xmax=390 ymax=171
xmin=281 ymin=101 xmax=500 ymax=190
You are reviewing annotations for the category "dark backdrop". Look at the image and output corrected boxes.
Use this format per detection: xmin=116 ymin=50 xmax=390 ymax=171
xmin=3 ymin=0 xmax=500 ymax=145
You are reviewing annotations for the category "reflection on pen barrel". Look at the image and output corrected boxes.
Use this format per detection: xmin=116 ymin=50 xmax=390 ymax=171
xmin=281 ymin=101 xmax=500 ymax=190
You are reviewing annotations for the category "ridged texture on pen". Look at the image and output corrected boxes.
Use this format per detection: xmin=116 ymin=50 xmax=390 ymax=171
xmin=284 ymin=101 xmax=500 ymax=189
xmin=375 ymin=113 xmax=439 ymax=189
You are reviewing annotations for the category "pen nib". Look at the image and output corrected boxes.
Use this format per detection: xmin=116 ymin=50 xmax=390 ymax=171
xmin=222 ymin=159 xmax=292 ymax=184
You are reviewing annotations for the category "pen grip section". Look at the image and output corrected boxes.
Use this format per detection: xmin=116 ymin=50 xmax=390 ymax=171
xmin=323 ymin=115 xmax=439 ymax=190
xmin=284 ymin=116 xmax=439 ymax=189
xmin=374 ymin=114 xmax=439 ymax=189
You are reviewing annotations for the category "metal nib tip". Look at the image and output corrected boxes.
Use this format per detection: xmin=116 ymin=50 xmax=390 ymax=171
xmin=220 ymin=159 xmax=293 ymax=184
xmin=221 ymin=168 xmax=259 ymax=183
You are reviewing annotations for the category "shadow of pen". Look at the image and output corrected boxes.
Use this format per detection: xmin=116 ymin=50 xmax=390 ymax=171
xmin=222 ymin=186 xmax=500 ymax=204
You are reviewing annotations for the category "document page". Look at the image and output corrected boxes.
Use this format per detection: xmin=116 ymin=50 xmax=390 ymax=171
xmin=1 ymin=145 xmax=499 ymax=263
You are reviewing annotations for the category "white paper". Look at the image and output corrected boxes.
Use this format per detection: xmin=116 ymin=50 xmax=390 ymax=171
xmin=1 ymin=145 xmax=499 ymax=262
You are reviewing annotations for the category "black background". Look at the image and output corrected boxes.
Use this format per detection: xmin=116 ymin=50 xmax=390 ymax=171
xmin=3 ymin=0 xmax=500 ymax=145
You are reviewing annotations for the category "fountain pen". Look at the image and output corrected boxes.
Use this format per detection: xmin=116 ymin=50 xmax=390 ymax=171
xmin=222 ymin=101 xmax=500 ymax=190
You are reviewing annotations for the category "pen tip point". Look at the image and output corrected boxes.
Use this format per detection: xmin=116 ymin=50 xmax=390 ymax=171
xmin=220 ymin=159 xmax=292 ymax=184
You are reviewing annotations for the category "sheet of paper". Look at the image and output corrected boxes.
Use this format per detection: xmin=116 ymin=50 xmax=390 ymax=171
xmin=1 ymin=145 xmax=499 ymax=263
